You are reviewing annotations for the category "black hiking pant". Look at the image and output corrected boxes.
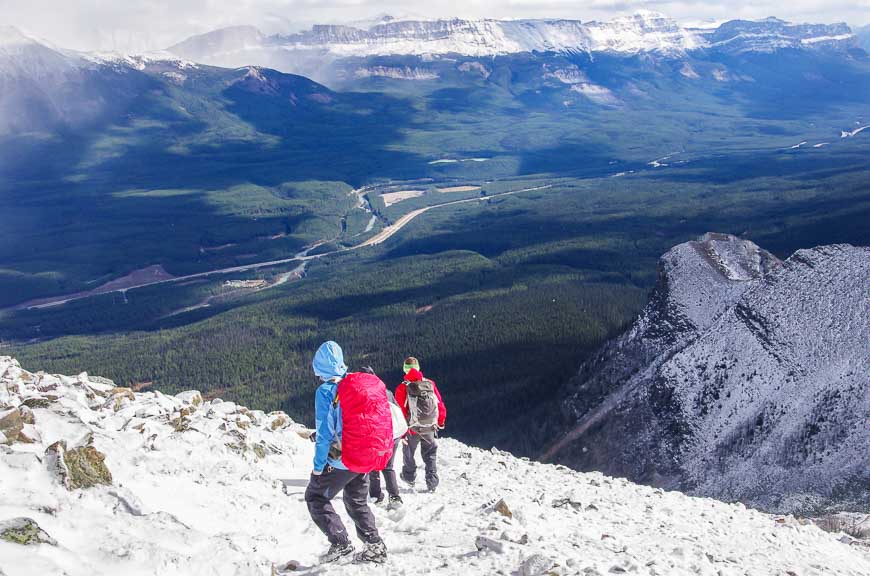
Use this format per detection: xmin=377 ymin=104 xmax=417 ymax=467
xmin=401 ymin=431 xmax=438 ymax=490
xmin=369 ymin=439 xmax=401 ymax=500
xmin=305 ymin=467 xmax=381 ymax=545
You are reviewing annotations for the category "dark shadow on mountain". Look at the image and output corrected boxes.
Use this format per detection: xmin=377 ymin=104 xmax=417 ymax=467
xmin=0 ymin=65 xmax=435 ymax=307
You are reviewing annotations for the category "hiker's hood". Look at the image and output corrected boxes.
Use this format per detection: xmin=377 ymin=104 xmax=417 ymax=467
xmin=405 ymin=368 xmax=424 ymax=382
xmin=313 ymin=341 xmax=348 ymax=381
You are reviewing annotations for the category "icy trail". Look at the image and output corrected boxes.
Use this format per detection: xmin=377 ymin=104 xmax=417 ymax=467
xmin=1 ymin=356 xmax=867 ymax=576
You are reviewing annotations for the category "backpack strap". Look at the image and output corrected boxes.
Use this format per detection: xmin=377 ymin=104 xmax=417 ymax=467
xmin=332 ymin=378 xmax=343 ymax=408
xmin=401 ymin=381 xmax=411 ymax=407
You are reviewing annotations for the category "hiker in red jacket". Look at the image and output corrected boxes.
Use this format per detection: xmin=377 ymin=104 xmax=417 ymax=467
xmin=395 ymin=356 xmax=446 ymax=492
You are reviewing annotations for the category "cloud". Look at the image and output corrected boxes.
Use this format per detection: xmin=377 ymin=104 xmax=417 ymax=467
xmin=2 ymin=0 xmax=868 ymax=53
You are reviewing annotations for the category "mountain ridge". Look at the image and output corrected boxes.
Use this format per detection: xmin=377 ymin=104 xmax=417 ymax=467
xmin=168 ymin=11 xmax=859 ymax=64
xmin=546 ymin=235 xmax=870 ymax=514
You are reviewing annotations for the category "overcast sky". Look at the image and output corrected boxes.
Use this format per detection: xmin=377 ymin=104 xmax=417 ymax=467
xmin=3 ymin=0 xmax=868 ymax=53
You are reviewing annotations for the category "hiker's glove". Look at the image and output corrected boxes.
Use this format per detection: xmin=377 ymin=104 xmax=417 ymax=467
xmin=308 ymin=431 xmax=317 ymax=443
xmin=312 ymin=469 xmax=322 ymax=476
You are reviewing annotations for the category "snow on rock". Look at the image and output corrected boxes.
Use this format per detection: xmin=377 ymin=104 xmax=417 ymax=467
xmin=0 ymin=517 xmax=57 ymax=546
xmin=1 ymin=356 xmax=868 ymax=575
xmin=268 ymin=12 xmax=702 ymax=58
xmin=353 ymin=65 xmax=438 ymax=80
xmin=552 ymin=235 xmax=870 ymax=514
xmin=701 ymin=18 xmax=857 ymax=54
xmin=168 ymin=13 xmax=856 ymax=67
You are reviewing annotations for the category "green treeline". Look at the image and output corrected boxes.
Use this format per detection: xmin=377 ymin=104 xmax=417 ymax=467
xmin=11 ymin=250 xmax=643 ymax=455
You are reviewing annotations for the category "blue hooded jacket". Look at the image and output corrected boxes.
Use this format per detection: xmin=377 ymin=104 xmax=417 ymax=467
xmin=312 ymin=341 xmax=348 ymax=472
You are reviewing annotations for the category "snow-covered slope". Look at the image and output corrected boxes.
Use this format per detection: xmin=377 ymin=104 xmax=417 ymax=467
xmin=0 ymin=27 xmax=202 ymax=135
xmin=700 ymin=17 xmax=858 ymax=54
xmin=2 ymin=356 xmax=868 ymax=575
xmin=169 ymin=12 xmax=856 ymax=63
xmin=548 ymin=234 xmax=870 ymax=513
xmin=857 ymin=24 xmax=870 ymax=52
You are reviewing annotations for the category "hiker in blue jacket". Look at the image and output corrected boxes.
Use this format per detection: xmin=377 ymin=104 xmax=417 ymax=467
xmin=304 ymin=341 xmax=387 ymax=564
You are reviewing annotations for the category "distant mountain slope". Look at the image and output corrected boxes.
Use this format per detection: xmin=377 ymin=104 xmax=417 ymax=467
xmin=857 ymin=25 xmax=870 ymax=52
xmin=0 ymin=26 xmax=154 ymax=135
xmin=164 ymin=13 xmax=868 ymax=98
xmin=0 ymin=27 xmax=421 ymax=308
xmin=545 ymin=234 xmax=870 ymax=513
xmin=703 ymin=17 xmax=858 ymax=53
xmin=0 ymin=26 xmax=338 ymax=138
xmin=169 ymin=12 xmax=858 ymax=61
xmin=2 ymin=355 xmax=868 ymax=575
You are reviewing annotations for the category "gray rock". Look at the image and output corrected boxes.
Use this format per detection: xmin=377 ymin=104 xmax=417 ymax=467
xmin=520 ymin=554 xmax=554 ymax=576
xmin=475 ymin=535 xmax=505 ymax=553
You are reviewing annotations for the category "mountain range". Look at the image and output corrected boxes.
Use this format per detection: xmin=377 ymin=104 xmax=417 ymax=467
xmin=857 ymin=24 xmax=870 ymax=51
xmin=166 ymin=12 xmax=864 ymax=83
xmin=545 ymin=234 xmax=870 ymax=514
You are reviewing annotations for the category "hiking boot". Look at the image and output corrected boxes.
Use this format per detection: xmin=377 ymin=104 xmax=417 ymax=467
xmin=353 ymin=540 xmax=387 ymax=564
xmin=426 ymin=479 xmax=439 ymax=493
xmin=372 ymin=492 xmax=385 ymax=505
xmin=320 ymin=541 xmax=354 ymax=564
xmin=387 ymin=495 xmax=403 ymax=510
xmin=400 ymin=472 xmax=415 ymax=486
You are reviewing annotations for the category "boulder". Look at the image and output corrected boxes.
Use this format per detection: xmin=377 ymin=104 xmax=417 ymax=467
xmin=18 ymin=405 xmax=35 ymax=425
xmin=270 ymin=413 xmax=290 ymax=430
xmin=176 ymin=390 xmax=203 ymax=408
xmin=45 ymin=440 xmax=113 ymax=490
xmin=22 ymin=396 xmax=57 ymax=409
xmin=0 ymin=518 xmax=57 ymax=546
xmin=0 ymin=408 xmax=22 ymax=444
xmin=475 ymin=535 xmax=505 ymax=553
xmin=104 ymin=388 xmax=136 ymax=412
xmin=520 ymin=554 xmax=555 ymax=576
xmin=495 ymin=499 xmax=513 ymax=519
xmin=169 ymin=407 xmax=192 ymax=432
xmin=89 ymin=375 xmax=117 ymax=388
xmin=17 ymin=424 xmax=41 ymax=444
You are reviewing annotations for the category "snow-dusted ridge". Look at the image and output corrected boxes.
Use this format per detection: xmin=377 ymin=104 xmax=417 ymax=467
xmin=1 ymin=356 xmax=869 ymax=575
xmin=552 ymin=235 xmax=870 ymax=514
xmin=168 ymin=11 xmax=858 ymax=62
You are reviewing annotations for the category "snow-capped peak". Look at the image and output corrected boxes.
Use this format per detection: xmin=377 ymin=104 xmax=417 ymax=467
xmin=258 ymin=13 xmax=704 ymax=58
xmin=555 ymin=236 xmax=870 ymax=514
xmin=168 ymin=12 xmax=857 ymax=64
xmin=0 ymin=26 xmax=33 ymax=47
xmin=0 ymin=26 xmax=45 ymax=54
xmin=1 ymin=356 xmax=868 ymax=575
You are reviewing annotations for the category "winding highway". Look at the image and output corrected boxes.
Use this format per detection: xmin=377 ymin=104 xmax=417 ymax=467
xmin=13 ymin=184 xmax=552 ymax=311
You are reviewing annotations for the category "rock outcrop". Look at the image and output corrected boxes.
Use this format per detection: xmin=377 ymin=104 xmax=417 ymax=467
xmin=0 ymin=518 xmax=56 ymax=546
xmin=546 ymin=235 xmax=869 ymax=513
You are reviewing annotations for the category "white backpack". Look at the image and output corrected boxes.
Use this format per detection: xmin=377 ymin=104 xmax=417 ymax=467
xmin=390 ymin=403 xmax=408 ymax=439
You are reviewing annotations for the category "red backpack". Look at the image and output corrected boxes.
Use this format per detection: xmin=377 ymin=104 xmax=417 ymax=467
xmin=336 ymin=372 xmax=394 ymax=473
